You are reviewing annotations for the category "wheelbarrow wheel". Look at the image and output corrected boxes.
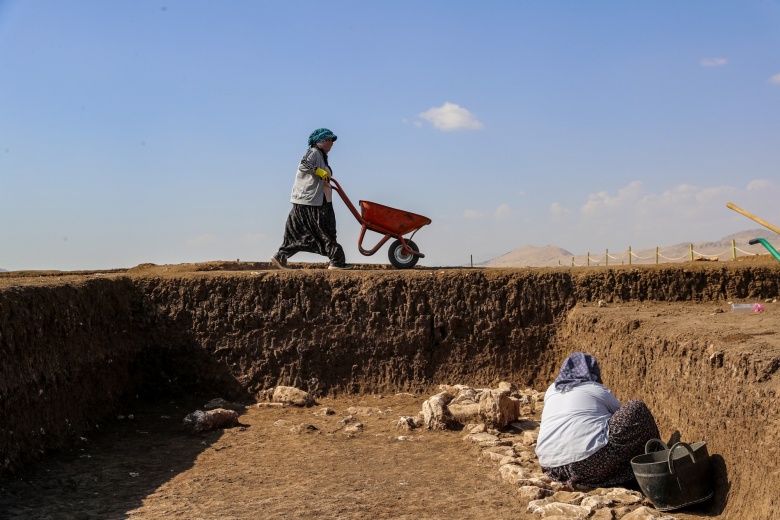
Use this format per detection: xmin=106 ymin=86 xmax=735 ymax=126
xmin=388 ymin=239 xmax=419 ymax=269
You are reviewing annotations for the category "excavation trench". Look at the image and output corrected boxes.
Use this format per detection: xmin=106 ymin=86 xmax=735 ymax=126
xmin=1 ymin=263 xmax=779 ymax=519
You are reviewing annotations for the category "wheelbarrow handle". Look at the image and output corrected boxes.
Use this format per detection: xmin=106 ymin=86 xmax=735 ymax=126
xmin=328 ymin=177 xmax=364 ymax=224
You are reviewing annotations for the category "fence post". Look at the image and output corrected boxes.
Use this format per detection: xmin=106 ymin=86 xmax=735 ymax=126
xmin=571 ymin=256 xmax=574 ymax=267
xmin=587 ymin=252 xmax=590 ymax=266
xmin=628 ymin=246 xmax=632 ymax=265
xmin=690 ymin=244 xmax=694 ymax=261
xmin=732 ymin=239 xmax=736 ymax=260
xmin=606 ymin=249 xmax=609 ymax=267
xmin=656 ymin=246 xmax=659 ymax=264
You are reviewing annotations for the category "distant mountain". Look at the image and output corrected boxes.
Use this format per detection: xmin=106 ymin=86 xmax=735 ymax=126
xmin=0 ymin=268 xmax=7 ymax=272
xmin=481 ymin=245 xmax=573 ymax=268
xmin=482 ymin=229 xmax=780 ymax=268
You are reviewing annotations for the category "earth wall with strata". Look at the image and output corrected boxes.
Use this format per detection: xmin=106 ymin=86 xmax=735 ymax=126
xmin=1 ymin=262 xmax=779 ymax=519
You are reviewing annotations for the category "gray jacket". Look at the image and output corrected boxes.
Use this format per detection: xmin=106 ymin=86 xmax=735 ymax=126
xmin=290 ymin=147 xmax=331 ymax=206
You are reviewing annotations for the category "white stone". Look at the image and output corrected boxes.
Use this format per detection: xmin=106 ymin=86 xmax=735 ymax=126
xmin=395 ymin=416 xmax=417 ymax=431
xmin=469 ymin=423 xmax=486 ymax=434
xmin=500 ymin=455 xmax=520 ymax=465
xmin=526 ymin=501 xmax=591 ymax=518
xmin=182 ymin=408 xmax=239 ymax=433
xmin=499 ymin=463 xmax=532 ymax=484
xmin=590 ymin=509 xmax=615 ymax=520
xmin=422 ymin=392 xmax=455 ymax=430
xmin=523 ymin=430 xmax=540 ymax=445
xmin=343 ymin=423 xmax=364 ymax=433
xmin=548 ymin=491 xmax=586 ymax=504
xmin=448 ymin=402 xmax=481 ymax=424
xmin=256 ymin=402 xmax=285 ymax=408
xmin=516 ymin=477 xmax=554 ymax=490
xmin=482 ymin=450 xmax=507 ymax=462
xmin=605 ymin=488 xmax=643 ymax=505
xmin=477 ymin=389 xmax=519 ymax=429
xmin=451 ymin=388 xmax=478 ymax=404
xmin=290 ymin=423 xmax=318 ymax=434
xmin=272 ymin=386 xmax=314 ymax=407
xmin=518 ymin=485 xmax=552 ymax=502
xmin=347 ymin=406 xmax=384 ymax=416
xmin=620 ymin=506 xmax=678 ymax=520
xmin=581 ymin=495 xmax=615 ymax=510
xmin=463 ymin=432 xmax=499 ymax=444
xmin=514 ymin=450 xmax=536 ymax=463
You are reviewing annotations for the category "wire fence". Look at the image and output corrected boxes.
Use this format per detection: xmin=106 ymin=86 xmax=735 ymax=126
xmin=550 ymin=239 xmax=779 ymax=267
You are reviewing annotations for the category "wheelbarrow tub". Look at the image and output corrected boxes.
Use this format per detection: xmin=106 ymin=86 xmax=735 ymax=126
xmin=359 ymin=200 xmax=432 ymax=236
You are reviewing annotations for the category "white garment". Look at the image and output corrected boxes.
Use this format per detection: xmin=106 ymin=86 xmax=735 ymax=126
xmin=535 ymin=381 xmax=622 ymax=467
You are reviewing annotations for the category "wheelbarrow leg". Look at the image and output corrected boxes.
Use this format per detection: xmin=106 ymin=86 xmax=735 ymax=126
xmin=357 ymin=224 xmax=393 ymax=256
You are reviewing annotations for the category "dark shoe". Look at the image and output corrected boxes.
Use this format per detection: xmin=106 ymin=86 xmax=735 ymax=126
xmin=327 ymin=263 xmax=351 ymax=270
xmin=270 ymin=254 xmax=289 ymax=270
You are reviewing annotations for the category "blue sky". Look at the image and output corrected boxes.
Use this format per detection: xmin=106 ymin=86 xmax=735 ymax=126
xmin=1 ymin=1 xmax=779 ymax=270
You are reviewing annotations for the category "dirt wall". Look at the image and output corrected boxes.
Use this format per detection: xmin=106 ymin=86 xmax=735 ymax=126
xmin=551 ymin=303 xmax=779 ymax=519
xmin=0 ymin=279 xmax=147 ymax=475
xmin=1 ymin=262 xmax=780 ymax=519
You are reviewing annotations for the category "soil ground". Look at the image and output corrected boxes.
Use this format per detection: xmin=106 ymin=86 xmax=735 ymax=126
xmin=2 ymin=260 xmax=778 ymax=520
xmin=0 ymin=392 xmax=711 ymax=520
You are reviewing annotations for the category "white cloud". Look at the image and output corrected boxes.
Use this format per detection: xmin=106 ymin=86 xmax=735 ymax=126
xmin=418 ymin=102 xmax=484 ymax=131
xmin=770 ymin=73 xmax=780 ymax=85
xmin=186 ymin=234 xmax=216 ymax=247
xmin=550 ymin=202 xmax=571 ymax=219
xmin=746 ymin=179 xmax=774 ymax=192
xmin=581 ymin=181 xmax=643 ymax=215
xmin=463 ymin=209 xmax=486 ymax=219
xmin=494 ymin=203 xmax=513 ymax=221
xmin=700 ymin=57 xmax=728 ymax=67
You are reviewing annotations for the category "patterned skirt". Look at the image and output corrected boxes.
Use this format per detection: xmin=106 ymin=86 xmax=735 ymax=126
xmin=542 ymin=400 xmax=660 ymax=488
xmin=277 ymin=202 xmax=346 ymax=266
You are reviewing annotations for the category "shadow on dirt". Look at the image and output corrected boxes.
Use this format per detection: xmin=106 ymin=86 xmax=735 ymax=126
xmin=0 ymin=398 xmax=247 ymax=519
xmin=0 ymin=286 xmax=250 ymax=519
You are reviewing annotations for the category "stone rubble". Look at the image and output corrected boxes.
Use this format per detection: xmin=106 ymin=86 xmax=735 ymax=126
xmin=409 ymin=382 xmax=679 ymax=520
xmin=421 ymin=391 xmax=457 ymax=430
xmin=271 ymin=386 xmax=315 ymax=407
xmin=182 ymin=408 xmax=239 ymax=433
xmin=262 ymin=382 xmax=683 ymax=519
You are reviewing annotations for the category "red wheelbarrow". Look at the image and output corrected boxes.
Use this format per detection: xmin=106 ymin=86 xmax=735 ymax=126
xmin=330 ymin=177 xmax=432 ymax=269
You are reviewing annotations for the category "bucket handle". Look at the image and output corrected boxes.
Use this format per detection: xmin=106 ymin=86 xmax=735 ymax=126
xmin=644 ymin=439 xmax=669 ymax=454
xmin=668 ymin=442 xmax=697 ymax=475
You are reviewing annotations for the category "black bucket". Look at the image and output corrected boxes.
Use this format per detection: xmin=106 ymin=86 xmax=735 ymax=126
xmin=630 ymin=439 xmax=714 ymax=511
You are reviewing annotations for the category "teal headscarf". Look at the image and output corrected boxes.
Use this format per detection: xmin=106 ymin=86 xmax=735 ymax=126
xmin=308 ymin=128 xmax=338 ymax=147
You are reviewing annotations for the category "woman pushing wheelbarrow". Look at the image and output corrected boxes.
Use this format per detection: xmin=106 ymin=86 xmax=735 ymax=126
xmin=270 ymin=128 xmax=431 ymax=270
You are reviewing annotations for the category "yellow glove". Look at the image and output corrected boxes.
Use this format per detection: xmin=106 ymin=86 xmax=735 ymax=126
xmin=315 ymin=167 xmax=330 ymax=180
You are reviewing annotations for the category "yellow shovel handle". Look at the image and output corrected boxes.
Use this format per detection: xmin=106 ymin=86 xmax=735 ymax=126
xmin=726 ymin=202 xmax=780 ymax=235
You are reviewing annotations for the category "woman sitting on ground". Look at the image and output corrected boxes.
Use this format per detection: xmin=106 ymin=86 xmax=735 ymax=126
xmin=535 ymin=352 xmax=660 ymax=487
